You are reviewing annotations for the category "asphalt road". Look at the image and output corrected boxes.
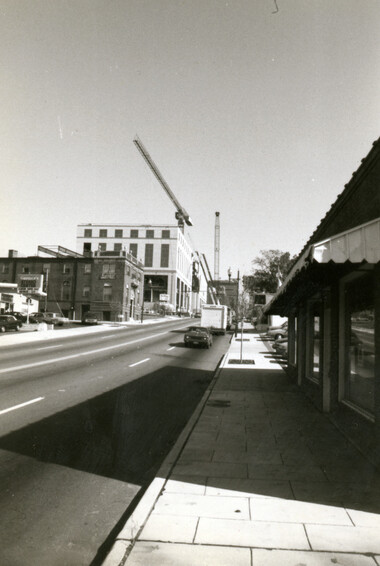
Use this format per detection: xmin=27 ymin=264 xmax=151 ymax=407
xmin=0 ymin=320 xmax=231 ymax=566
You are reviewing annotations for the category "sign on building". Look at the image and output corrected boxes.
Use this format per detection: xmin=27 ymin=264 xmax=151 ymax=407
xmin=159 ymin=293 xmax=169 ymax=302
xmin=17 ymin=274 xmax=44 ymax=295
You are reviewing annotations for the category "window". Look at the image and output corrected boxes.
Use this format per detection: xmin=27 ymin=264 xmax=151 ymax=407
xmin=103 ymin=284 xmax=112 ymax=301
xmin=99 ymin=229 xmax=107 ymax=237
xmin=84 ymin=264 xmax=92 ymax=273
xmin=343 ymin=273 xmax=374 ymax=414
xmin=84 ymin=229 xmax=92 ymax=237
xmin=1 ymin=265 xmax=9 ymax=274
xmin=307 ymin=299 xmax=323 ymax=383
xmin=101 ymin=263 xmax=116 ymax=279
xmin=146 ymin=230 xmax=154 ymax=239
xmin=129 ymin=243 xmax=138 ymax=258
xmin=98 ymin=243 xmax=106 ymax=252
xmin=83 ymin=285 xmax=91 ymax=298
xmin=63 ymin=264 xmax=71 ymax=274
xmin=114 ymin=243 xmax=122 ymax=252
xmin=83 ymin=243 xmax=92 ymax=253
xmin=22 ymin=266 xmax=30 ymax=274
xmin=160 ymin=244 xmax=170 ymax=268
xmin=61 ymin=280 xmax=71 ymax=301
xmin=145 ymin=244 xmax=154 ymax=267
xmin=162 ymin=230 xmax=170 ymax=239
xmin=130 ymin=229 xmax=139 ymax=238
xmin=115 ymin=229 xmax=123 ymax=238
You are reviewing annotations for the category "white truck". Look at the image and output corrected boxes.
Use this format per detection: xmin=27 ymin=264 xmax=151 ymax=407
xmin=200 ymin=304 xmax=230 ymax=335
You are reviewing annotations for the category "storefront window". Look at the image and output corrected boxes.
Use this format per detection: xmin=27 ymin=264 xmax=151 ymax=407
xmin=344 ymin=274 xmax=374 ymax=414
xmin=307 ymin=300 xmax=323 ymax=383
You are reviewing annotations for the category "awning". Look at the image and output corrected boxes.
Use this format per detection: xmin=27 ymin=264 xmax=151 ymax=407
xmin=312 ymin=217 xmax=380 ymax=264
xmin=264 ymin=216 xmax=380 ymax=314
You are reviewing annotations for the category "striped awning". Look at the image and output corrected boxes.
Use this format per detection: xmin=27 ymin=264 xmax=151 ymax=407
xmin=264 ymin=217 xmax=380 ymax=314
xmin=312 ymin=217 xmax=380 ymax=263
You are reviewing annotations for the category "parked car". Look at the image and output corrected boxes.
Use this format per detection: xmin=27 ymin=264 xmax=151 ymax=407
xmin=272 ymin=337 xmax=288 ymax=358
xmin=29 ymin=312 xmax=45 ymax=323
xmin=8 ymin=311 xmax=27 ymax=323
xmin=81 ymin=312 xmax=98 ymax=325
xmin=268 ymin=321 xmax=288 ymax=331
xmin=267 ymin=322 xmax=288 ymax=340
xmin=43 ymin=312 xmax=69 ymax=326
xmin=184 ymin=326 xmax=213 ymax=348
xmin=0 ymin=315 xmax=22 ymax=332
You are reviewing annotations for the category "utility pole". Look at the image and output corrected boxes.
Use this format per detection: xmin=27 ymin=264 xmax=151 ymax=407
xmin=235 ymin=270 xmax=240 ymax=336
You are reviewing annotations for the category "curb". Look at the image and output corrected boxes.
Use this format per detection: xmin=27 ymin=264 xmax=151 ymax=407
xmin=102 ymin=350 xmax=229 ymax=566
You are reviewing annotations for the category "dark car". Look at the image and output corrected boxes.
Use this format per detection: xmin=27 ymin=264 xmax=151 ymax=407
xmin=8 ymin=311 xmax=27 ymax=323
xmin=184 ymin=326 xmax=213 ymax=348
xmin=81 ymin=312 xmax=98 ymax=325
xmin=0 ymin=315 xmax=22 ymax=332
xmin=29 ymin=312 xmax=45 ymax=323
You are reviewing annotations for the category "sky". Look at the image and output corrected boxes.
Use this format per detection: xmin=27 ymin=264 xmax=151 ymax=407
xmin=1 ymin=0 xmax=380 ymax=279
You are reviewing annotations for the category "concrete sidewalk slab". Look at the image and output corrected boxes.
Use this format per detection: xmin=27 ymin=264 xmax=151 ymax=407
xmin=102 ymin=329 xmax=380 ymax=566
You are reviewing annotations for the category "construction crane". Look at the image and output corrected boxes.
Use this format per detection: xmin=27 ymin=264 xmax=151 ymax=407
xmin=199 ymin=252 xmax=220 ymax=305
xmin=133 ymin=136 xmax=193 ymax=230
xmin=214 ymin=211 xmax=220 ymax=280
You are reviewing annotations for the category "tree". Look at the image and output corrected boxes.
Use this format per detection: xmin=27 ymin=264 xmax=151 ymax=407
xmin=247 ymin=249 xmax=297 ymax=294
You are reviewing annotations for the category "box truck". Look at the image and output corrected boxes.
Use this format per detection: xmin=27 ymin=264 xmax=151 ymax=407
xmin=201 ymin=304 xmax=230 ymax=335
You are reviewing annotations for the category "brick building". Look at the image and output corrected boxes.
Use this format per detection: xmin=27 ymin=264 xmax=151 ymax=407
xmin=76 ymin=223 xmax=193 ymax=312
xmin=265 ymin=137 xmax=380 ymax=466
xmin=0 ymin=248 xmax=144 ymax=322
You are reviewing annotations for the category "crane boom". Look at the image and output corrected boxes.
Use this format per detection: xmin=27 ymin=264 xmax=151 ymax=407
xmin=133 ymin=136 xmax=193 ymax=227
xmin=195 ymin=252 xmax=216 ymax=305
xmin=201 ymin=252 xmax=220 ymax=305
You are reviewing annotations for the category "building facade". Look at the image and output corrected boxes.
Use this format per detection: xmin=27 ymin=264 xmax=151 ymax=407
xmin=265 ymin=137 xmax=380 ymax=467
xmin=76 ymin=223 xmax=193 ymax=312
xmin=0 ymin=249 xmax=144 ymax=322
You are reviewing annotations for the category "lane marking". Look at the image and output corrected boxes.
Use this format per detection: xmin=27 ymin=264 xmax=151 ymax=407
xmin=167 ymin=346 xmax=175 ymax=351
xmin=0 ymin=330 xmax=171 ymax=374
xmin=0 ymin=396 xmax=45 ymax=416
xmin=129 ymin=358 xmax=150 ymax=367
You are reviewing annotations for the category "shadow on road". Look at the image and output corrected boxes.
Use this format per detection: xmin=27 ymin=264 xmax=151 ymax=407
xmin=0 ymin=365 xmax=214 ymax=484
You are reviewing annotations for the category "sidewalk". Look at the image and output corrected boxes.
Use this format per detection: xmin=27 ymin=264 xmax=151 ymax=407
xmin=103 ymin=329 xmax=380 ymax=566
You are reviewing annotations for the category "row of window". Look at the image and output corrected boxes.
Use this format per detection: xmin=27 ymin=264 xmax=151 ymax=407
xmin=61 ymin=284 xmax=117 ymax=302
xmin=95 ymin=243 xmax=170 ymax=268
xmin=1 ymin=262 xmax=142 ymax=277
xmin=84 ymin=228 xmax=171 ymax=239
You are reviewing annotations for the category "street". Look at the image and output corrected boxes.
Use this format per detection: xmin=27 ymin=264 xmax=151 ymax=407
xmin=0 ymin=321 xmax=231 ymax=566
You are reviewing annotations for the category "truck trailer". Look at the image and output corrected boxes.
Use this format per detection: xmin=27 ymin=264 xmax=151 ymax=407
xmin=200 ymin=304 xmax=230 ymax=335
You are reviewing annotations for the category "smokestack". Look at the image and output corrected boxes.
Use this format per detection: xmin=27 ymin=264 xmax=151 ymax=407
xmin=214 ymin=212 xmax=220 ymax=280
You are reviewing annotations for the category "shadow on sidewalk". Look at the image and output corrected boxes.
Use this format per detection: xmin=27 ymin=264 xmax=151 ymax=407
xmin=167 ymin=363 xmax=380 ymax=522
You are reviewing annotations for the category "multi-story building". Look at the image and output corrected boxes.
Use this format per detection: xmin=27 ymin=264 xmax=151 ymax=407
xmin=0 ymin=247 xmax=144 ymax=322
xmin=76 ymin=223 xmax=193 ymax=312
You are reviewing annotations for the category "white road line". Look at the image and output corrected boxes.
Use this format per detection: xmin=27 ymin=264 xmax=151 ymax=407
xmin=0 ymin=331 xmax=170 ymax=375
xmin=0 ymin=396 xmax=45 ymax=416
xmin=37 ymin=345 xmax=62 ymax=350
xmin=129 ymin=358 xmax=150 ymax=367
xmin=167 ymin=346 xmax=175 ymax=351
